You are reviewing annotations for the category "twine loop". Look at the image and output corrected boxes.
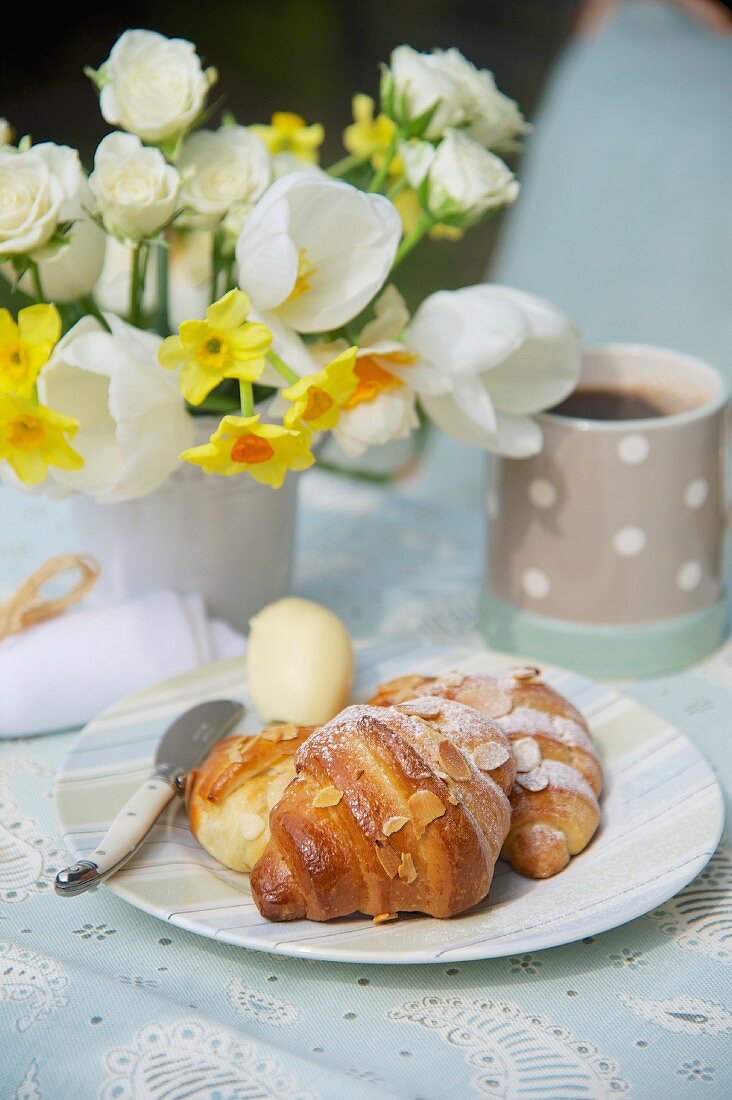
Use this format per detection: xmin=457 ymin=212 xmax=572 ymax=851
xmin=0 ymin=554 xmax=100 ymax=641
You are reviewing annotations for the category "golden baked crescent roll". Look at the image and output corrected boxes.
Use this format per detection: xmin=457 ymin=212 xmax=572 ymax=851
xmin=250 ymin=698 xmax=516 ymax=922
xmin=187 ymin=723 xmax=313 ymax=872
xmin=369 ymin=667 xmax=602 ymax=879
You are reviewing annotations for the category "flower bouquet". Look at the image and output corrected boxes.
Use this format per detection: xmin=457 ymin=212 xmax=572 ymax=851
xmin=0 ymin=31 xmax=580 ymax=618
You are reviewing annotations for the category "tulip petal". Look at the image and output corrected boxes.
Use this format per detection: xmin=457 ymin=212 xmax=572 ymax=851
xmin=236 ymin=193 xmax=299 ymax=311
xmin=420 ymin=390 xmax=543 ymax=457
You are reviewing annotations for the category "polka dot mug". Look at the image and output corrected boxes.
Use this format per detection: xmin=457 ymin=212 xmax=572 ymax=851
xmin=482 ymin=344 xmax=729 ymax=677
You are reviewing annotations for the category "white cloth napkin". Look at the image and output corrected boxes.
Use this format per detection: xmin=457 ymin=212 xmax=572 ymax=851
xmin=0 ymin=590 xmax=246 ymax=738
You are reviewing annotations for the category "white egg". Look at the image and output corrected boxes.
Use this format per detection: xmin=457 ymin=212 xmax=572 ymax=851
xmin=246 ymin=597 xmax=354 ymax=726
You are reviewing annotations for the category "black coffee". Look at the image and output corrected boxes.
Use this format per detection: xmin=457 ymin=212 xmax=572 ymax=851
xmin=550 ymin=387 xmax=666 ymax=421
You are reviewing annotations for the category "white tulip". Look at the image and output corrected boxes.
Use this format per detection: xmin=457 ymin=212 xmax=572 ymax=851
xmin=402 ymin=130 xmax=518 ymax=227
xmin=235 ymin=172 xmax=401 ymax=333
xmin=406 ymin=284 xmax=581 ymax=457
xmin=92 ymin=29 xmax=215 ymax=144
xmin=382 ymin=45 xmax=467 ymax=139
xmin=90 ymin=133 xmax=180 ymax=241
xmin=0 ymin=119 xmax=13 ymax=147
xmin=0 ymin=143 xmax=86 ymax=256
xmin=178 ymin=126 xmax=270 ymax=226
xmin=334 ymin=386 xmax=418 ymax=458
xmin=438 ymin=49 xmax=528 ymax=152
xmin=38 ymin=313 xmax=193 ymax=502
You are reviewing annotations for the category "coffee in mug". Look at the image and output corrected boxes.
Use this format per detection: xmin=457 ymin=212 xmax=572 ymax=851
xmin=481 ymin=343 xmax=729 ymax=677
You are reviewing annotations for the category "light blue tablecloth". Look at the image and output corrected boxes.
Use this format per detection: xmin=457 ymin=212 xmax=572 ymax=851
xmin=1 ymin=469 xmax=730 ymax=1099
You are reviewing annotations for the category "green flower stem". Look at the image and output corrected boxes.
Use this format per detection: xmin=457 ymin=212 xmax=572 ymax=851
xmin=128 ymin=243 xmax=143 ymax=327
xmin=209 ymin=230 xmax=220 ymax=304
xmin=80 ymin=296 xmax=112 ymax=332
xmin=239 ymin=380 xmax=254 ymax=418
xmin=391 ymin=209 xmax=435 ymax=270
xmin=368 ymin=131 xmax=400 ymax=193
xmin=154 ymin=239 xmax=170 ymax=337
xmin=28 ymin=261 xmax=44 ymax=303
xmin=223 ymin=255 xmax=236 ymax=294
xmin=327 ymin=151 xmax=369 ymax=178
xmin=266 ymin=348 xmax=299 ymax=386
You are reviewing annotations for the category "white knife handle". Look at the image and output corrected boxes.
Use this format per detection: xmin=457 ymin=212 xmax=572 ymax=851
xmin=55 ymin=774 xmax=177 ymax=896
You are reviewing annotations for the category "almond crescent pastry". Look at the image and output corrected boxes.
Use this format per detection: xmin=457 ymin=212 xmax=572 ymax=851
xmin=187 ymin=724 xmax=313 ymax=872
xmin=370 ymin=667 xmax=602 ymax=879
xmin=249 ymin=698 xmax=516 ymax=921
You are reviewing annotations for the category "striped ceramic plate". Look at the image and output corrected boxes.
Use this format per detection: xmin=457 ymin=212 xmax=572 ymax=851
xmin=54 ymin=642 xmax=724 ymax=964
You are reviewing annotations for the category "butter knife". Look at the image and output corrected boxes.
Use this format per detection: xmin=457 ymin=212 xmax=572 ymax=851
xmin=55 ymin=698 xmax=244 ymax=896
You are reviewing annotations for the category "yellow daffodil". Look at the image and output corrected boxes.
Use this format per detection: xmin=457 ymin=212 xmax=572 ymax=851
xmin=343 ymin=350 xmax=417 ymax=409
xmin=251 ymin=112 xmax=325 ymax=164
xmin=343 ymin=94 xmax=401 ymax=174
xmin=158 ymin=289 xmax=272 ymax=405
xmin=181 ymin=414 xmax=314 ymax=487
xmin=282 ymin=347 xmax=358 ymax=431
xmin=0 ymin=392 xmax=83 ymax=486
xmin=0 ymin=304 xmax=61 ymax=398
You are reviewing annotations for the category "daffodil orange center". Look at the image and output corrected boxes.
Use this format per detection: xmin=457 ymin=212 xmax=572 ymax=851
xmin=230 ymin=434 xmax=275 ymax=465
xmin=0 ymin=341 xmax=28 ymax=382
xmin=302 ymin=386 xmax=333 ymax=421
xmin=198 ymin=333 xmax=229 ymax=370
xmin=7 ymin=416 xmax=44 ymax=451
xmin=343 ymin=356 xmax=404 ymax=409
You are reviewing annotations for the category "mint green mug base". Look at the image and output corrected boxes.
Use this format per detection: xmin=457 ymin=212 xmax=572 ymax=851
xmin=479 ymin=588 xmax=728 ymax=679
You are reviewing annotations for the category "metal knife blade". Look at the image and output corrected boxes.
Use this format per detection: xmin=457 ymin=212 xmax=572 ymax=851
xmin=55 ymin=698 xmax=244 ymax=897
xmin=155 ymin=699 xmax=245 ymax=779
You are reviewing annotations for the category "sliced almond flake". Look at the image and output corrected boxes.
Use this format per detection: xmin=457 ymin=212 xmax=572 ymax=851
xmin=373 ymin=912 xmax=398 ymax=925
xmin=397 ymin=698 xmax=442 ymax=719
xmin=434 ymin=769 xmax=449 ymax=782
xmin=512 ymin=666 xmax=541 ymax=682
xmin=312 ymin=785 xmax=343 ymax=808
xmin=512 ymin=736 xmax=542 ymax=773
xmin=438 ymin=740 xmax=471 ymax=782
xmin=408 ymin=789 xmax=446 ymax=838
xmin=475 ymin=685 xmax=514 ymax=719
xmin=261 ymin=727 xmax=283 ymax=742
xmin=238 ymin=812 xmax=266 ymax=840
xmin=375 ymin=840 xmax=400 ymax=879
xmin=516 ymin=766 xmax=549 ymax=792
xmin=472 ymin=741 xmax=510 ymax=772
xmin=442 ymin=671 xmax=466 ymax=688
xmin=278 ymin=724 xmax=300 ymax=741
xmin=383 ymin=815 xmax=409 ymax=837
xmin=398 ymin=851 xmax=418 ymax=884
xmin=446 ymin=786 xmax=459 ymax=806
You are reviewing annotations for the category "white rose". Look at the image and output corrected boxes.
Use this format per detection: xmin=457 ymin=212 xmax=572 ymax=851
xmin=13 ymin=179 xmax=105 ymax=303
xmin=402 ymin=130 xmax=518 ymax=226
xmin=437 ymin=49 xmax=528 ymax=152
xmin=382 ymin=45 xmax=466 ymax=139
xmin=0 ymin=142 xmax=84 ymax=256
xmin=407 ymin=284 xmax=581 ymax=457
xmin=236 ymin=172 xmax=401 ymax=333
xmin=178 ymin=126 xmax=270 ymax=226
xmin=37 ymin=313 xmax=193 ymax=502
xmin=90 ymin=132 xmax=180 ymax=240
xmin=93 ymin=29 xmax=215 ymax=144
